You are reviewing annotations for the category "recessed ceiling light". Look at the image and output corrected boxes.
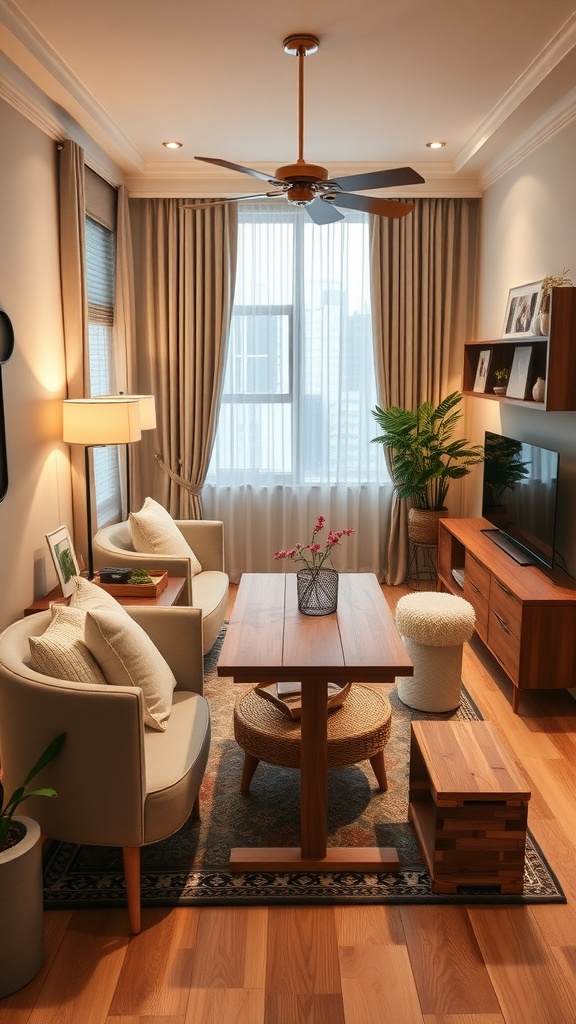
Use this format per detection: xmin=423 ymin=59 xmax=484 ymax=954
xmin=162 ymin=141 xmax=182 ymax=149
xmin=426 ymin=141 xmax=446 ymax=149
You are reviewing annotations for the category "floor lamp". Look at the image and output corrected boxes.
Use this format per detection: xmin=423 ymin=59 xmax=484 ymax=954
xmin=95 ymin=394 xmax=157 ymax=514
xmin=63 ymin=398 xmax=141 ymax=579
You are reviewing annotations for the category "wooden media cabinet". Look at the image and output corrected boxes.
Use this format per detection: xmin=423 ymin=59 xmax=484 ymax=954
xmin=438 ymin=517 xmax=576 ymax=712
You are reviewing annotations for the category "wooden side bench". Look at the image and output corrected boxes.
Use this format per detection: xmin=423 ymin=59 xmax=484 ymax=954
xmin=408 ymin=720 xmax=531 ymax=893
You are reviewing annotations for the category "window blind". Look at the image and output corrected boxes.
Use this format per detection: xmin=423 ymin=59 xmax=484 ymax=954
xmin=85 ymin=214 xmax=121 ymax=526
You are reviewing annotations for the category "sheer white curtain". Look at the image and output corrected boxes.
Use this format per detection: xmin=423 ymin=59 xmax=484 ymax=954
xmin=203 ymin=202 xmax=392 ymax=582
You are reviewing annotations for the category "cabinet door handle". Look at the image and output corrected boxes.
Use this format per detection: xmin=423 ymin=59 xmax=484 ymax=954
xmin=494 ymin=610 xmax=511 ymax=634
xmin=468 ymin=579 xmax=481 ymax=595
xmin=495 ymin=579 xmax=514 ymax=599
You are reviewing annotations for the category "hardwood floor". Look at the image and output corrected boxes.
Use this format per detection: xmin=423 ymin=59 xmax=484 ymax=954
xmin=3 ymin=582 xmax=576 ymax=1023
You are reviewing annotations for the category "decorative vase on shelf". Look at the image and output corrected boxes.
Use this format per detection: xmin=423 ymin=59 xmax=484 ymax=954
xmin=296 ymin=567 xmax=338 ymax=616
xmin=532 ymin=312 xmax=550 ymax=336
xmin=532 ymin=377 xmax=546 ymax=402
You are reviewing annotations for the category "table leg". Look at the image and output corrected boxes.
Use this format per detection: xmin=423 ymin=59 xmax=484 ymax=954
xmin=300 ymin=678 xmax=329 ymax=859
xmin=229 ymin=675 xmax=401 ymax=873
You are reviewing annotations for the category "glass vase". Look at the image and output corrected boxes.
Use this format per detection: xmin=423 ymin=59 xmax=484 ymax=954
xmin=296 ymin=567 xmax=339 ymax=616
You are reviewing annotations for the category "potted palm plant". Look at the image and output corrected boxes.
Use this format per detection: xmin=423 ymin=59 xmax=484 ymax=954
xmin=0 ymin=732 xmax=65 ymax=997
xmin=371 ymin=391 xmax=484 ymax=544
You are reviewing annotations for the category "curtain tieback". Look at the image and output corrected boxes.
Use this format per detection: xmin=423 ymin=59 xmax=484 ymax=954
xmin=154 ymin=453 xmax=202 ymax=496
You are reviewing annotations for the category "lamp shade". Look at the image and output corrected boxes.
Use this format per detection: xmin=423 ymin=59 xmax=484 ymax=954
xmin=63 ymin=398 xmax=141 ymax=445
xmin=95 ymin=394 xmax=156 ymax=430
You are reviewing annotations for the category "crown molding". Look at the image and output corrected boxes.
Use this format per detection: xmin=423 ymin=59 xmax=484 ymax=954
xmin=0 ymin=0 xmax=144 ymax=173
xmin=480 ymin=84 xmax=576 ymax=190
xmin=126 ymin=159 xmax=481 ymax=198
xmin=455 ymin=11 xmax=576 ymax=172
xmin=0 ymin=49 xmax=63 ymax=140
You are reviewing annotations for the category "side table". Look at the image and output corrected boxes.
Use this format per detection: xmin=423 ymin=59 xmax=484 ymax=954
xmin=25 ymin=577 xmax=187 ymax=615
xmin=409 ymin=719 xmax=531 ymax=893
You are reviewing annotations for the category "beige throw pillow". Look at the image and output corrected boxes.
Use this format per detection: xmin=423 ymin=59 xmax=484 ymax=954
xmin=29 ymin=605 xmax=106 ymax=685
xmin=129 ymin=497 xmax=202 ymax=576
xmin=70 ymin=573 xmax=127 ymax=613
xmin=83 ymin=607 xmax=177 ymax=731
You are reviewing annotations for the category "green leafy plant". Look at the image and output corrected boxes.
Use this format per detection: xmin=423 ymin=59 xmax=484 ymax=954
xmin=129 ymin=569 xmax=154 ymax=585
xmin=494 ymin=368 xmax=509 ymax=384
xmin=370 ymin=391 xmax=484 ymax=510
xmin=0 ymin=733 xmax=66 ymax=851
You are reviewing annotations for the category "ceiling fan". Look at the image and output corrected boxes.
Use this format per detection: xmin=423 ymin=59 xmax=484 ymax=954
xmin=183 ymin=34 xmax=424 ymax=225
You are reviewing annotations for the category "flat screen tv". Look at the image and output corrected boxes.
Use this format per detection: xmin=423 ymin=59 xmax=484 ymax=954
xmin=481 ymin=431 xmax=560 ymax=568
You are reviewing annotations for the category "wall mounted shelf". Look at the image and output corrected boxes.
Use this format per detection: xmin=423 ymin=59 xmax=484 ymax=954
xmin=462 ymin=287 xmax=576 ymax=411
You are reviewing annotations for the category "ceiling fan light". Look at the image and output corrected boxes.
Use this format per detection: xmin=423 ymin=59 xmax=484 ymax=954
xmin=287 ymin=185 xmax=316 ymax=205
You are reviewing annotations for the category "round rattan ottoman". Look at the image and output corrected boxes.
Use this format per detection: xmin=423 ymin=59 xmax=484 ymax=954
xmin=395 ymin=591 xmax=475 ymax=712
xmin=234 ymin=684 xmax=393 ymax=793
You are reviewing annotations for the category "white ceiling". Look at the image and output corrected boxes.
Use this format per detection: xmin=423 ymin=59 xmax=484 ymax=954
xmin=1 ymin=0 xmax=576 ymax=198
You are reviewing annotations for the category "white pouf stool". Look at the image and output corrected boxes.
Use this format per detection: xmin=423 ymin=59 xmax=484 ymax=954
xmin=395 ymin=592 xmax=475 ymax=712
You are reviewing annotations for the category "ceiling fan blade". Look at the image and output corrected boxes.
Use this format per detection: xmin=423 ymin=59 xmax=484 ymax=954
xmin=195 ymin=156 xmax=284 ymax=185
xmin=328 ymin=167 xmax=425 ymax=192
xmin=181 ymin=194 xmax=273 ymax=210
xmin=306 ymin=199 xmax=345 ymax=225
xmin=329 ymin=192 xmax=415 ymax=219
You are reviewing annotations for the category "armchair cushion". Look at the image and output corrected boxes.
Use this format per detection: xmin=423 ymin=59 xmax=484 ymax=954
xmin=84 ymin=608 xmax=177 ymax=731
xmin=36 ymin=578 xmax=179 ymax=732
xmin=69 ymin=573 xmax=125 ymax=612
xmin=129 ymin=498 xmax=202 ymax=576
xmin=28 ymin=605 xmax=106 ymax=685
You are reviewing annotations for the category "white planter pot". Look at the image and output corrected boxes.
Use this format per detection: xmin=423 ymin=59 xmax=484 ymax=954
xmin=0 ymin=816 xmax=44 ymax=997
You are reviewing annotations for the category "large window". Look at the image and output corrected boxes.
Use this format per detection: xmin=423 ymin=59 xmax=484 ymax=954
xmin=207 ymin=203 xmax=388 ymax=488
xmin=85 ymin=214 xmax=120 ymax=526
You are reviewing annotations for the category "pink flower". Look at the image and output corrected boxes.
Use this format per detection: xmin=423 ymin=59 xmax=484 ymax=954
xmin=274 ymin=518 xmax=355 ymax=570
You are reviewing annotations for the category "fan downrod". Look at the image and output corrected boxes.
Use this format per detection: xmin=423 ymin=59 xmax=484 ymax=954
xmin=278 ymin=34 xmax=328 ymax=188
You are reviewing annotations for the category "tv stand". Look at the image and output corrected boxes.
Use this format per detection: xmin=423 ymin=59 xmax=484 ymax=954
xmin=480 ymin=529 xmax=535 ymax=566
xmin=438 ymin=517 xmax=576 ymax=713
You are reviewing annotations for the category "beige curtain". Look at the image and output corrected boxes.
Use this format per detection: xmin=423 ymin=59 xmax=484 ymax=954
xmin=370 ymin=198 xmax=480 ymax=584
xmin=139 ymin=199 xmax=238 ymax=518
xmin=113 ymin=185 xmax=135 ymax=392
xmin=114 ymin=185 xmax=139 ymax=510
xmin=58 ymin=140 xmax=90 ymax=566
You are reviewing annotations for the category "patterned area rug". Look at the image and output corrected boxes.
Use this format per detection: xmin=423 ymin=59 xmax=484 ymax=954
xmin=43 ymin=628 xmax=565 ymax=908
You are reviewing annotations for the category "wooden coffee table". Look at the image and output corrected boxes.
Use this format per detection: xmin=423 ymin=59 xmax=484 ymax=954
xmin=217 ymin=572 xmax=413 ymax=873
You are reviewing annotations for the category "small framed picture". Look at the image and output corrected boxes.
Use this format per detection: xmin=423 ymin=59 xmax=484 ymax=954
xmin=473 ymin=349 xmax=492 ymax=392
xmin=502 ymin=282 xmax=543 ymax=338
xmin=46 ymin=526 xmax=80 ymax=597
xmin=506 ymin=346 xmax=534 ymax=400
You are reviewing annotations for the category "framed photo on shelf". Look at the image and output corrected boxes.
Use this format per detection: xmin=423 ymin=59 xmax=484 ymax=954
xmin=502 ymin=281 xmax=543 ymax=338
xmin=473 ymin=349 xmax=492 ymax=392
xmin=46 ymin=526 xmax=80 ymax=597
xmin=506 ymin=346 xmax=534 ymax=400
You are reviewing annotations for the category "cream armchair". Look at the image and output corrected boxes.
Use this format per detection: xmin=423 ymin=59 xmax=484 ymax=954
xmin=0 ymin=606 xmax=210 ymax=935
xmin=93 ymin=519 xmax=228 ymax=653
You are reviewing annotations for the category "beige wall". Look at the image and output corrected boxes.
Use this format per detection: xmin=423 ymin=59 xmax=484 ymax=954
xmin=0 ymin=99 xmax=73 ymax=630
xmin=463 ymin=121 xmax=576 ymax=578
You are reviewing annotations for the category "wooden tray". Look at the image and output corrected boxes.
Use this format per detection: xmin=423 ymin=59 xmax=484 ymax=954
xmin=254 ymin=681 xmax=352 ymax=721
xmin=93 ymin=571 xmax=168 ymax=598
